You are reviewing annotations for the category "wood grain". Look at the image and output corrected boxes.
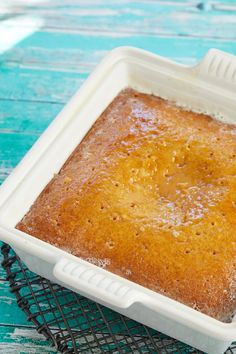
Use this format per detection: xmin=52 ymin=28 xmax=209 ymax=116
xmin=0 ymin=1 xmax=236 ymax=39
xmin=0 ymin=325 xmax=57 ymax=353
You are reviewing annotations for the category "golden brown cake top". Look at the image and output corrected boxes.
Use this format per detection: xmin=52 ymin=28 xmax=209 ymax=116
xmin=17 ymin=89 xmax=236 ymax=322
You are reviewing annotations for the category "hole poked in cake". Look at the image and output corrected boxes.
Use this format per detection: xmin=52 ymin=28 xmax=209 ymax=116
xmin=141 ymin=242 xmax=149 ymax=252
xmin=87 ymin=218 xmax=93 ymax=226
xmin=110 ymin=213 xmax=121 ymax=221
xmin=106 ymin=240 xmax=115 ymax=249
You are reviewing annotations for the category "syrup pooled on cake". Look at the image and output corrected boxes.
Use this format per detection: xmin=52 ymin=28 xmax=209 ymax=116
xmin=17 ymin=89 xmax=236 ymax=322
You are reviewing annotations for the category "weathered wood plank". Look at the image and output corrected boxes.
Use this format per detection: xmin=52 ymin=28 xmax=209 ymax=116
xmin=0 ymin=66 xmax=85 ymax=104
xmin=0 ymin=1 xmax=236 ymax=39
xmin=0 ymin=100 xmax=62 ymax=133
xmin=0 ymin=281 xmax=30 ymax=325
xmin=0 ymin=132 xmax=38 ymax=184
xmin=1 ymin=0 xmax=236 ymax=40
xmin=0 ymin=276 xmax=51 ymax=327
xmin=0 ymin=325 xmax=57 ymax=353
xmin=0 ymin=243 xmax=7 ymax=281
xmin=0 ymin=101 xmax=62 ymax=184
xmin=0 ymin=242 xmax=33 ymax=281
xmin=0 ymin=241 xmax=19 ymax=280
xmin=1 ymin=47 xmax=108 ymax=74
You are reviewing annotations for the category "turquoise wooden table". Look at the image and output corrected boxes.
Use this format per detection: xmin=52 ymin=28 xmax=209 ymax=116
xmin=0 ymin=0 xmax=236 ymax=352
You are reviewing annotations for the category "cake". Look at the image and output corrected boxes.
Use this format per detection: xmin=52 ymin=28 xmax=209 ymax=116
xmin=16 ymin=88 xmax=236 ymax=322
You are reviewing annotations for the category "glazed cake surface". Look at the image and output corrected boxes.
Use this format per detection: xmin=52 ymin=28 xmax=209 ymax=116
xmin=17 ymin=89 xmax=236 ymax=322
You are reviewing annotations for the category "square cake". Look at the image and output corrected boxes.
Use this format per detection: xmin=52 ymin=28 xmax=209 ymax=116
xmin=16 ymin=89 xmax=236 ymax=322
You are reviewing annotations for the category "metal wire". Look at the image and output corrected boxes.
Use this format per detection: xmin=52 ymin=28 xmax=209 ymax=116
xmin=1 ymin=243 xmax=235 ymax=354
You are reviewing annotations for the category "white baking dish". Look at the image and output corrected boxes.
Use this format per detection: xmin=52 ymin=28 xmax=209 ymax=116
xmin=0 ymin=47 xmax=236 ymax=354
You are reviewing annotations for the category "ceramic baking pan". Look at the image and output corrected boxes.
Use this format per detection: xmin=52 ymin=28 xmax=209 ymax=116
xmin=0 ymin=47 xmax=236 ymax=354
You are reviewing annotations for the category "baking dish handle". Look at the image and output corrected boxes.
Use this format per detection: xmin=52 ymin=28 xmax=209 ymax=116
xmin=53 ymin=258 xmax=143 ymax=309
xmin=194 ymin=48 xmax=236 ymax=87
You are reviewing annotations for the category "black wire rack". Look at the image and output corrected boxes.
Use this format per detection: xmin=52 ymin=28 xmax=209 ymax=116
xmin=1 ymin=243 xmax=236 ymax=354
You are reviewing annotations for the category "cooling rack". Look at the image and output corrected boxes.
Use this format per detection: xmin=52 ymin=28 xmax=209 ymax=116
xmin=1 ymin=244 xmax=235 ymax=354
